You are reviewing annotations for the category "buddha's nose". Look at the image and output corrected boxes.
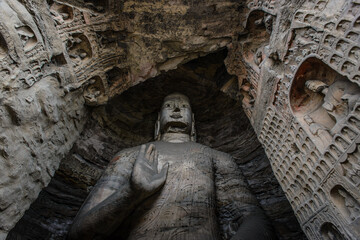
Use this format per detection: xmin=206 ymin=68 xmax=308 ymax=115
xmin=173 ymin=102 xmax=181 ymax=112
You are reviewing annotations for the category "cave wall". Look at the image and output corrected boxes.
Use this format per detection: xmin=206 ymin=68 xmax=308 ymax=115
xmin=0 ymin=1 xmax=87 ymax=238
xmin=238 ymin=0 xmax=360 ymax=239
xmin=0 ymin=0 xmax=360 ymax=239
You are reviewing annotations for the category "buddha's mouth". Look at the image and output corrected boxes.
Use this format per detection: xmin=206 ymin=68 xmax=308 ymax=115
xmin=167 ymin=121 xmax=187 ymax=128
xmin=164 ymin=121 xmax=188 ymax=133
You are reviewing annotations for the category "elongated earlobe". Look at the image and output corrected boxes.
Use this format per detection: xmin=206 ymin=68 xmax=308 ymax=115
xmin=191 ymin=113 xmax=196 ymax=142
xmin=154 ymin=113 xmax=161 ymax=140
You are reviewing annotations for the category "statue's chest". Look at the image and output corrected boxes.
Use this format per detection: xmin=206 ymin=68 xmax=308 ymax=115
xmin=157 ymin=143 xmax=211 ymax=172
xmin=125 ymin=143 xmax=218 ymax=240
xmin=155 ymin=144 xmax=215 ymax=203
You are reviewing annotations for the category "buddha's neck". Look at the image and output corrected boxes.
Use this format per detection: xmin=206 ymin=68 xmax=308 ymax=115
xmin=161 ymin=133 xmax=191 ymax=143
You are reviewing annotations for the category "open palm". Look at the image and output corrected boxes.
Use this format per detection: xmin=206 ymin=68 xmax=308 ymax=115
xmin=131 ymin=144 xmax=169 ymax=197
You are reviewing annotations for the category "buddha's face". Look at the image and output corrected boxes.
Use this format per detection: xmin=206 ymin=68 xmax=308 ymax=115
xmin=160 ymin=93 xmax=192 ymax=135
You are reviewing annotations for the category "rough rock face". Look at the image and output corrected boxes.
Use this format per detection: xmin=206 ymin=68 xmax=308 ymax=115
xmin=1 ymin=0 xmax=359 ymax=239
xmin=0 ymin=1 xmax=87 ymax=238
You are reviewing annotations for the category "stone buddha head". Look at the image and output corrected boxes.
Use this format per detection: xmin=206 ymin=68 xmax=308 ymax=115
xmin=154 ymin=93 xmax=196 ymax=142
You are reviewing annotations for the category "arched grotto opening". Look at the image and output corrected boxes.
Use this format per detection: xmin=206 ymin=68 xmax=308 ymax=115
xmin=289 ymin=57 xmax=360 ymax=154
xmin=7 ymin=50 xmax=306 ymax=240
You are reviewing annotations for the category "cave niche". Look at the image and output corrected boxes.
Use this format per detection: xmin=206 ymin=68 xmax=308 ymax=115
xmin=16 ymin=25 xmax=38 ymax=52
xmin=235 ymin=9 xmax=274 ymax=117
xmin=241 ymin=9 xmax=273 ymax=68
xmin=49 ymin=2 xmax=74 ymax=24
xmin=330 ymin=185 xmax=360 ymax=223
xmin=83 ymin=76 xmax=108 ymax=106
xmin=320 ymin=222 xmax=345 ymax=240
xmin=7 ymin=50 xmax=305 ymax=240
xmin=67 ymin=33 xmax=92 ymax=63
xmin=289 ymin=57 xmax=360 ymax=153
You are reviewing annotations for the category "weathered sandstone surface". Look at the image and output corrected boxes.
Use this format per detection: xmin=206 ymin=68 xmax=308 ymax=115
xmin=1 ymin=0 xmax=359 ymax=239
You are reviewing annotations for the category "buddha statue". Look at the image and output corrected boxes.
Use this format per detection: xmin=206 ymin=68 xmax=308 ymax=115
xmin=69 ymin=93 xmax=275 ymax=240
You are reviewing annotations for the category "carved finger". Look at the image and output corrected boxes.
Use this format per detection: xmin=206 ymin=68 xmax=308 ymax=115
xmin=145 ymin=144 xmax=154 ymax=160
xmin=139 ymin=144 xmax=146 ymax=158
xmin=149 ymin=147 xmax=155 ymax=164
xmin=159 ymin=162 xmax=169 ymax=178
xmin=153 ymin=150 xmax=159 ymax=172
xmin=134 ymin=144 xmax=146 ymax=169
xmin=135 ymin=145 xmax=153 ymax=172
xmin=152 ymin=163 xmax=169 ymax=186
xmin=150 ymin=162 xmax=169 ymax=188
xmin=131 ymin=162 xmax=143 ymax=189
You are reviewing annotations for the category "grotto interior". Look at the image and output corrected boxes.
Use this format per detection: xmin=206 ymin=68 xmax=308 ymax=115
xmin=1 ymin=0 xmax=360 ymax=240
xmin=7 ymin=50 xmax=305 ymax=240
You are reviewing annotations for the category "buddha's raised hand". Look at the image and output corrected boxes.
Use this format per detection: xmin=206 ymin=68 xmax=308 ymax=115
xmin=131 ymin=144 xmax=169 ymax=198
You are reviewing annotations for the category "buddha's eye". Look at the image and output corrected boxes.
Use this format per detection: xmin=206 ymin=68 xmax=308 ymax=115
xmin=166 ymin=104 xmax=171 ymax=107
xmin=182 ymin=104 xmax=187 ymax=108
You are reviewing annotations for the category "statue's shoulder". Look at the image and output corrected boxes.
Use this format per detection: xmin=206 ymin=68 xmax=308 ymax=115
xmin=110 ymin=141 xmax=161 ymax=163
xmin=110 ymin=145 xmax=142 ymax=163
xmin=192 ymin=142 xmax=232 ymax=160
xmin=211 ymin=148 xmax=232 ymax=161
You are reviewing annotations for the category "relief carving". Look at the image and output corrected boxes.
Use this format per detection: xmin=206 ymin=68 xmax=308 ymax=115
xmin=341 ymin=61 xmax=356 ymax=74
xmin=314 ymin=0 xmax=327 ymax=11
xmin=83 ymin=76 xmax=108 ymax=106
xmin=15 ymin=26 xmax=37 ymax=52
xmin=67 ymin=33 xmax=92 ymax=64
xmin=345 ymin=31 xmax=359 ymax=42
xmin=324 ymin=34 xmax=336 ymax=47
xmin=320 ymin=222 xmax=345 ymax=240
xmin=264 ymin=13 xmax=275 ymax=33
xmin=248 ymin=0 xmax=276 ymax=10
xmin=0 ymin=0 xmax=43 ymax=56
xmin=304 ymin=14 xmax=314 ymax=24
xmin=330 ymin=185 xmax=360 ymax=222
xmin=290 ymin=57 xmax=360 ymax=153
xmin=335 ymin=39 xmax=350 ymax=53
xmin=349 ymin=46 xmax=360 ymax=62
xmin=306 ymin=78 xmax=360 ymax=133
xmin=0 ymin=62 xmax=13 ymax=83
xmin=303 ymin=114 xmax=333 ymax=151
xmin=337 ymin=20 xmax=351 ymax=34
xmin=233 ymin=9 xmax=274 ymax=118
xmin=330 ymin=54 xmax=342 ymax=66
xmin=243 ymin=9 xmax=274 ymax=64
xmin=239 ymin=78 xmax=255 ymax=114
xmin=49 ymin=2 xmax=74 ymax=25
xmin=1 ymin=0 xmax=359 ymax=239
xmin=339 ymin=144 xmax=360 ymax=186
xmin=18 ymin=60 xmax=47 ymax=88
xmin=353 ymin=15 xmax=360 ymax=30
xmin=349 ymin=2 xmax=360 ymax=17
xmin=324 ymin=22 xmax=335 ymax=31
